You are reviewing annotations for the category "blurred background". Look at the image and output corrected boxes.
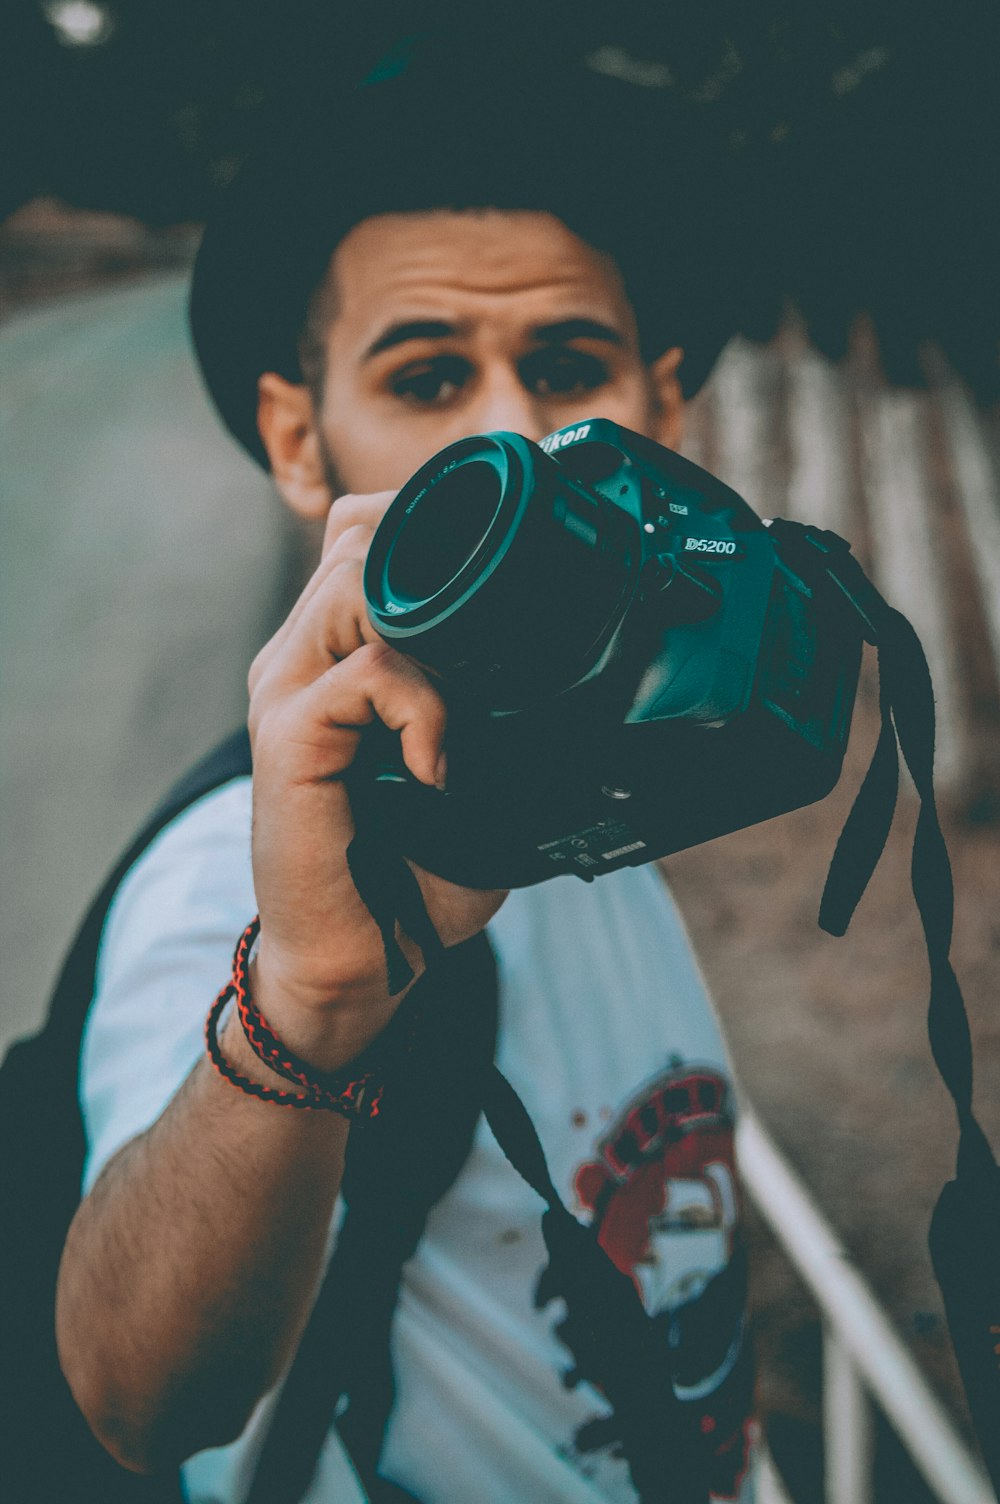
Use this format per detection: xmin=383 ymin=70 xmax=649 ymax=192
xmin=2 ymin=2 xmax=999 ymax=1499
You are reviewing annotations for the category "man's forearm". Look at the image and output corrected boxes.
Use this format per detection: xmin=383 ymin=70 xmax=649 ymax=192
xmin=56 ymin=1014 xmax=349 ymax=1474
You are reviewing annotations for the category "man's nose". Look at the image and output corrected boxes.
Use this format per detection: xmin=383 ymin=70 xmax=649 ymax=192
xmin=468 ymin=372 xmax=547 ymax=442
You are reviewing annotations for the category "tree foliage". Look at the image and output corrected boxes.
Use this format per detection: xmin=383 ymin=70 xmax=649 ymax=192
xmin=4 ymin=0 xmax=998 ymax=393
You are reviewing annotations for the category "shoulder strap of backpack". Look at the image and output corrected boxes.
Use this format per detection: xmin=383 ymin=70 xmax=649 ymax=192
xmin=245 ymin=931 xmax=499 ymax=1504
xmin=1 ymin=730 xmax=252 ymax=1504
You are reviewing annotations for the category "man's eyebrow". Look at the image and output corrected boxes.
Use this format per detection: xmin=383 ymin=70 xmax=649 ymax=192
xmin=363 ymin=320 xmax=461 ymax=360
xmin=532 ymin=319 xmax=625 ymax=346
xmin=363 ymin=315 xmax=626 ymax=361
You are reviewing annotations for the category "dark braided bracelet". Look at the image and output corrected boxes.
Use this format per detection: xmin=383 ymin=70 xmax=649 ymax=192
xmin=204 ymin=918 xmax=384 ymax=1120
xmin=205 ymin=983 xmax=329 ymax=1110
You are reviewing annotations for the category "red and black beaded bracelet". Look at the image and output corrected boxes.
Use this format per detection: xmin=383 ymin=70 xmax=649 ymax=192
xmin=204 ymin=917 xmax=384 ymax=1120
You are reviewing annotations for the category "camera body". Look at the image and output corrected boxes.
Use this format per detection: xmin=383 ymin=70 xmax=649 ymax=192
xmin=360 ymin=419 xmax=862 ymax=890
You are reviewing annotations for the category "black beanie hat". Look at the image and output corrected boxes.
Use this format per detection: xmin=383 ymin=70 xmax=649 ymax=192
xmin=189 ymin=34 xmax=745 ymax=469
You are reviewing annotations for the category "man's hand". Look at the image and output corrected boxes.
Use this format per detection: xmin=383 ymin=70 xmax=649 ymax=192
xmin=246 ymin=492 xmax=507 ymax=1069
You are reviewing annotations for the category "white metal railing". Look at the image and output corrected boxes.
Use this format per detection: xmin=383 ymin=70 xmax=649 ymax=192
xmin=756 ymin=1442 xmax=796 ymax=1504
xmin=736 ymin=1109 xmax=995 ymax=1504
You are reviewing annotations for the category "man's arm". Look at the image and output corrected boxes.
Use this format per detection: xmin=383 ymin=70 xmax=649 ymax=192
xmin=57 ymin=1021 xmax=350 ymax=1472
xmin=56 ymin=493 xmax=506 ymax=1472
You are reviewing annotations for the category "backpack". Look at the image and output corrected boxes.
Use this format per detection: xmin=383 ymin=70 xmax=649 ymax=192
xmin=0 ymin=730 xmax=497 ymax=1504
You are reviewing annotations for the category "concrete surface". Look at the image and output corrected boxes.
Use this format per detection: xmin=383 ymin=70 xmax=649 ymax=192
xmin=1 ymin=274 xmax=296 ymax=1048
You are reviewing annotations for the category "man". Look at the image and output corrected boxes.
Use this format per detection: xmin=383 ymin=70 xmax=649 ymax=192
xmin=55 ymin=43 xmax=756 ymax=1504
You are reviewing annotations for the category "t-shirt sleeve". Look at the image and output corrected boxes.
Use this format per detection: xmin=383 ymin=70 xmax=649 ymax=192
xmin=79 ymin=777 xmax=256 ymax=1196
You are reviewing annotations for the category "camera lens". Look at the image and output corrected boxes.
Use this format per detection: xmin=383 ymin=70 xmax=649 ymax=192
xmin=385 ymin=461 xmax=501 ymax=604
xmin=364 ymin=432 xmax=641 ymax=708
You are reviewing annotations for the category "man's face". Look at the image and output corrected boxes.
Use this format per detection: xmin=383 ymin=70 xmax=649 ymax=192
xmin=258 ymin=209 xmax=685 ymax=512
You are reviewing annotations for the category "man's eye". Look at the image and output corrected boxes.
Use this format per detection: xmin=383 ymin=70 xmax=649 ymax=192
xmin=390 ymin=356 xmax=470 ymax=405
xmin=521 ymin=348 xmax=609 ymax=397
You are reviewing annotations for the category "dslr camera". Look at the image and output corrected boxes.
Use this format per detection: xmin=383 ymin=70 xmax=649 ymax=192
xmin=360 ymin=420 xmax=862 ymax=889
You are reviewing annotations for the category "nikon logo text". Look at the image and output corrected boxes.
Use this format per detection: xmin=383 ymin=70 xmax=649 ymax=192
xmin=539 ymin=424 xmax=591 ymax=454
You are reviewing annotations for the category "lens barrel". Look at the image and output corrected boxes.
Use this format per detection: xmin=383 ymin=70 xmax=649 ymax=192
xmin=364 ymin=433 xmax=641 ymax=708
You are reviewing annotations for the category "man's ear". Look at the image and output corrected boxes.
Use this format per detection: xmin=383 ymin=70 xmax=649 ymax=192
xmin=647 ymin=345 xmax=686 ymax=452
xmin=257 ymin=372 xmax=332 ymax=520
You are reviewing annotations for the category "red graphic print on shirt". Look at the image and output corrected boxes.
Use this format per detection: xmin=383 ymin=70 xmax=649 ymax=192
xmin=569 ymin=1064 xmax=754 ymax=1499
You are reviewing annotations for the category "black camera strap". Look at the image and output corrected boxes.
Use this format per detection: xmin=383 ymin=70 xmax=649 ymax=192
xmin=344 ymin=797 xmax=711 ymax=1503
xmin=768 ymin=520 xmax=1000 ymax=1496
xmin=343 ymin=519 xmax=1000 ymax=1499
xmin=346 ymin=813 xmax=446 ymax=994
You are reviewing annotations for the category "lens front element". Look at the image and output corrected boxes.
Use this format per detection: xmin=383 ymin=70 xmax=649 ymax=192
xmin=364 ymin=432 xmax=640 ymax=708
xmin=384 ymin=460 xmax=502 ymax=605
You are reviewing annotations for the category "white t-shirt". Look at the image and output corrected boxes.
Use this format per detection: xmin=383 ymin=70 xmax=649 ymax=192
xmin=80 ymin=777 xmax=756 ymax=1503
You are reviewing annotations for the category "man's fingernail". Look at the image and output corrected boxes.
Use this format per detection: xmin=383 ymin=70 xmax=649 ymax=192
xmin=435 ymin=752 xmax=447 ymax=790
